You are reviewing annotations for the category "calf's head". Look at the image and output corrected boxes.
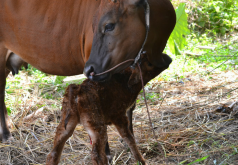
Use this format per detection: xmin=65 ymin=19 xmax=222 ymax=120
xmin=84 ymin=0 xmax=172 ymax=81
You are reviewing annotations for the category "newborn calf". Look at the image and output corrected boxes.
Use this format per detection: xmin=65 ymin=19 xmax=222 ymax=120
xmin=46 ymin=54 xmax=172 ymax=165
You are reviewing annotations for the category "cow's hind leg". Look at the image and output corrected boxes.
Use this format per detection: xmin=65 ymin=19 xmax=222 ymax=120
xmin=0 ymin=45 xmax=10 ymax=142
xmin=113 ymin=115 xmax=146 ymax=165
xmin=46 ymin=110 xmax=78 ymax=165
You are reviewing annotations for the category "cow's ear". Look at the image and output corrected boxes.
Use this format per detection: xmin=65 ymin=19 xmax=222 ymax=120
xmin=148 ymin=53 xmax=172 ymax=69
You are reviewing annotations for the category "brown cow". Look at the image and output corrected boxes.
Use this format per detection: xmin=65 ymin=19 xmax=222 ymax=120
xmin=0 ymin=0 xmax=176 ymax=141
xmin=46 ymin=54 xmax=172 ymax=165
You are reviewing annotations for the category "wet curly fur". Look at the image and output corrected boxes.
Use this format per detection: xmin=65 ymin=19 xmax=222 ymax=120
xmin=46 ymin=55 xmax=170 ymax=165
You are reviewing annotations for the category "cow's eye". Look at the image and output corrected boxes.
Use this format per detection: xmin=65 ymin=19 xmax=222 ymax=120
xmin=105 ymin=23 xmax=115 ymax=32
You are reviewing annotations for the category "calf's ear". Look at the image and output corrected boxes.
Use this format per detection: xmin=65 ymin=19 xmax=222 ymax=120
xmin=128 ymin=69 xmax=140 ymax=88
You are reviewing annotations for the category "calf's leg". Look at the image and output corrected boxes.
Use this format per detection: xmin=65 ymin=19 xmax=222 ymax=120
xmin=83 ymin=116 xmax=108 ymax=165
xmin=46 ymin=110 xmax=78 ymax=165
xmin=0 ymin=45 xmax=11 ymax=142
xmin=127 ymin=103 xmax=135 ymax=135
xmin=113 ymin=115 xmax=146 ymax=165
xmin=105 ymin=103 xmax=136 ymax=161
xmin=105 ymin=126 xmax=112 ymax=163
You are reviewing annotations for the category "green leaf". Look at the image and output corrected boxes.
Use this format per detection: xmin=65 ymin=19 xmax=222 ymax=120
xmin=137 ymin=161 xmax=142 ymax=165
xmin=168 ymin=3 xmax=190 ymax=55
xmin=54 ymin=76 xmax=66 ymax=85
xmin=187 ymin=155 xmax=210 ymax=165
xmin=179 ymin=159 xmax=188 ymax=164
xmin=7 ymin=107 xmax=11 ymax=115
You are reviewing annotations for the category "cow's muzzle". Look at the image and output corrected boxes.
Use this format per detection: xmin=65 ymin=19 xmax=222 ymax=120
xmin=84 ymin=64 xmax=111 ymax=82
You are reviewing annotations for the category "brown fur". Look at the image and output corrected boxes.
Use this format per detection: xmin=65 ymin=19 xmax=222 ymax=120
xmin=46 ymin=54 xmax=171 ymax=165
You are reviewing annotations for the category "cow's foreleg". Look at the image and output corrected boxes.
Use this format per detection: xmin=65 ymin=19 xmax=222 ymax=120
xmin=46 ymin=109 xmax=78 ymax=165
xmin=5 ymin=69 xmax=10 ymax=78
xmin=0 ymin=45 xmax=11 ymax=142
xmin=113 ymin=115 xmax=146 ymax=165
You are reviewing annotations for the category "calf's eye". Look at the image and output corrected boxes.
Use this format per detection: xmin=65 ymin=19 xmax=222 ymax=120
xmin=148 ymin=62 xmax=153 ymax=67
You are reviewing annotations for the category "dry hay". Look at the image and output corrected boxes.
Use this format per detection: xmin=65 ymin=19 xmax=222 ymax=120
xmin=1 ymin=70 xmax=238 ymax=165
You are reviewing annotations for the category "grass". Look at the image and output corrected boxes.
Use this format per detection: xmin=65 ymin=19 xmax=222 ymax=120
xmin=161 ymin=32 xmax=238 ymax=82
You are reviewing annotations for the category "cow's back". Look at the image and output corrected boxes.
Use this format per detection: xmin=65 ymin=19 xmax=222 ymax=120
xmin=0 ymin=0 xmax=100 ymax=75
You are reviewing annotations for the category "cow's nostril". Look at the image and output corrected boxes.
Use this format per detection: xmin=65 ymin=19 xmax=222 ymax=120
xmin=84 ymin=65 xmax=95 ymax=78
xmin=90 ymin=72 xmax=95 ymax=76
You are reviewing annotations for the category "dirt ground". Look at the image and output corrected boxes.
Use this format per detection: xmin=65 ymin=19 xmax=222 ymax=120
xmin=1 ymin=69 xmax=238 ymax=165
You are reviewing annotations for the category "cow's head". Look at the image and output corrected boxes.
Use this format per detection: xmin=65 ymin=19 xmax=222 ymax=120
xmin=84 ymin=0 xmax=174 ymax=81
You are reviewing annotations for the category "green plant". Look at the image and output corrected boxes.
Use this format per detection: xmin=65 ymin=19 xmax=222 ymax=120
xmin=145 ymin=92 xmax=160 ymax=102
xmin=188 ymin=0 xmax=238 ymax=36
xmin=168 ymin=3 xmax=190 ymax=55
xmin=54 ymin=76 xmax=66 ymax=85
xmin=187 ymin=155 xmax=210 ymax=165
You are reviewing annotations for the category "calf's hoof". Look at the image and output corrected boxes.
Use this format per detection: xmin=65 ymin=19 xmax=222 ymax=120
xmin=46 ymin=152 xmax=59 ymax=165
xmin=139 ymin=160 xmax=147 ymax=165
xmin=136 ymin=161 xmax=147 ymax=165
xmin=106 ymin=154 xmax=112 ymax=164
